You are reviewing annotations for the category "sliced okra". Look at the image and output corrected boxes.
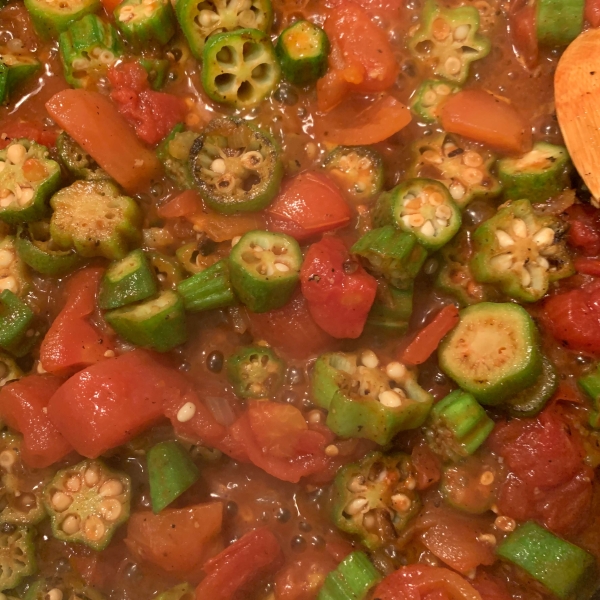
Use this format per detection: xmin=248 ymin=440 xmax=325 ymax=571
xmin=410 ymin=79 xmax=461 ymax=123
xmin=506 ymin=354 xmax=557 ymax=418
xmin=177 ymin=259 xmax=236 ymax=312
xmin=578 ymin=362 xmax=600 ymax=429
xmin=157 ymin=124 xmax=199 ymax=190
xmin=147 ymin=251 xmax=185 ymax=290
xmin=139 ymin=57 xmax=170 ymax=90
xmin=56 ymin=132 xmax=108 ymax=181
xmin=114 ymin=0 xmax=176 ymax=46
xmin=0 ymin=48 xmax=41 ymax=105
xmin=24 ymin=0 xmax=101 ymax=39
xmin=0 ymin=236 xmax=31 ymax=298
xmin=0 ymin=290 xmax=35 ymax=357
xmin=366 ymin=280 xmax=413 ymax=334
xmin=0 ymin=526 xmax=37 ymax=591
xmin=0 ymin=352 xmax=23 ymax=387
xmin=175 ymin=236 xmax=219 ymax=274
xmin=226 ymin=344 xmax=285 ymax=399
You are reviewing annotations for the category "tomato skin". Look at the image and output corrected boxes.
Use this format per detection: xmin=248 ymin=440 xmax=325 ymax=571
xmin=567 ymin=204 xmax=600 ymax=255
xmin=508 ymin=0 xmax=538 ymax=69
xmin=48 ymin=349 xmax=192 ymax=458
xmin=300 ymin=236 xmax=377 ymax=339
xmin=586 ymin=0 xmax=600 ymax=27
xmin=195 ymin=528 xmax=283 ymax=600
xmin=157 ymin=190 xmax=202 ymax=219
xmin=0 ymin=120 xmax=58 ymax=149
xmin=125 ymin=503 xmax=223 ymax=573
xmin=472 ymin=572 xmax=512 ymax=600
xmin=0 ymin=375 xmax=72 ymax=468
xmin=574 ymin=256 xmax=600 ymax=276
xmin=411 ymin=442 xmax=442 ymax=491
xmin=274 ymin=551 xmax=337 ymax=600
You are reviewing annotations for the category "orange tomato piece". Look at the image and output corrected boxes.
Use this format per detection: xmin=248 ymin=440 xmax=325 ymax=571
xmin=188 ymin=212 xmax=266 ymax=242
xmin=157 ymin=190 xmax=203 ymax=219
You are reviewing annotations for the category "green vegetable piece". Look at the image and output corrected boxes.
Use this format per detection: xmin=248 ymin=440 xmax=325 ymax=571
xmin=105 ymin=290 xmax=187 ymax=352
xmin=190 ymin=117 xmax=283 ymax=214
xmin=16 ymin=223 xmax=84 ymax=277
xmin=24 ymin=0 xmax=101 ymax=39
xmin=578 ymin=362 xmax=600 ymax=429
xmin=536 ymin=0 xmax=584 ymax=47
xmin=439 ymin=302 xmax=543 ymax=406
xmin=0 ymin=526 xmax=36 ymax=592
xmin=157 ymin=124 xmax=199 ymax=190
xmin=59 ymin=14 xmax=121 ymax=89
xmin=408 ymin=0 xmax=490 ymax=84
xmin=441 ymin=456 xmax=497 ymax=514
xmin=331 ymin=451 xmax=420 ymax=549
xmin=98 ymin=249 xmax=158 ymax=310
xmin=471 ymin=199 xmax=573 ymax=303
xmin=410 ymin=78 xmax=461 ymax=123
xmin=275 ymin=19 xmax=329 ymax=86
xmin=409 ymin=133 xmax=500 ymax=208
xmin=114 ymin=0 xmax=176 ymax=46
xmin=176 ymin=238 xmax=218 ymax=274
xmin=50 ymin=180 xmax=142 ymax=260
xmin=153 ymin=584 xmax=195 ymax=600
xmin=506 ymin=354 xmax=557 ymax=418
xmin=229 ymin=230 xmax=301 ymax=313
xmin=226 ymin=344 xmax=285 ymax=399
xmin=23 ymin=578 xmax=106 ymax=600
xmin=147 ymin=441 xmax=199 ymax=513
xmin=351 ymin=226 xmax=427 ymax=290
xmin=0 ymin=139 xmax=62 ymax=225
xmin=175 ymin=0 xmax=272 ymax=59
xmin=0 ymin=290 xmax=35 ymax=357
xmin=139 ymin=57 xmax=170 ymax=90
xmin=147 ymin=250 xmax=184 ymax=290
xmin=498 ymin=142 xmax=572 ymax=203
xmin=323 ymin=146 xmax=384 ymax=202
xmin=424 ymin=389 xmax=494 ymax=462
xmin=202 ymin=29 xmax=280 ymax=109
xmin=366 ymin=280 xmax=413 ymax=334
xmin=0 ymin=50 xmax=41 ymax=105
xmin=0 ymin=236 xmax=31 ymax=298
xmin=497 ymin=522 xmax=596 ymax=600
xmin=56 ymin=132 xmax=108 ymax=181
xmin=177 ymin=259 xmax=236 ymax=312
xmin=43 ymin=459 xmax=131 ymax=551
xmin=0 ymin=351 xmax=23 ymax=387
xmin=317 ymin=552 xmax=381 ymax=600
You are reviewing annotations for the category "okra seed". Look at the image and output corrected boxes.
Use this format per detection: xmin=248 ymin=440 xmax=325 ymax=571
xmin=307 ymin=410 xmax=323 ymax=424
xmin=520 ymin=268 xmax=532 ymax=288
xmin=61 ymin=514 xmax=80 ymax=535
xmin=538 ymin=256 xmax=550 ymax=269
xmin=83 ymin=468 xmax=100 ymax=487
xmin=198 ymin=9 xmax=219 ymax=27
xmin=391 ymin=493 xmax=411 ymax=512
xmin=240 ymin=151 xmax=263 ymax=169
xmin=274 ymin=262 xmax=289 ymax=272
xmin=494 ymin=515 xmax=516 ymax=532
xmin=19 ymin=187 xmax=34 ymax=206
xmin=432 ymin=18 xmax=450 ymax=41
xmin=0 ymin=193 xmax=16 ymax=207
xmin=177 ymin=401 xmax=197 ymax=423
xmin=360 ymin=350 xmax=379 ymax=369
xmin=347 ymin=475 xmax=367 ymax=493
xmin=46 ymin=588 xmax=63 ymax=600
xmin=84 ymin=515 xmax=106 ymax=541
xmin=421 ymin=220 xmax=435 ymax=237
xmin=344 ymin=497 xmax=369 ymax=515
xmin=511 ymin=219 xmax=528 ymax=239
xmin=0 ymin=449 xmax=16 ymax=470
xmin=6 ymin=143 xmax=26 ymax=165
xmin=462 ymin=151 xmax=483 ymax=168
xmin=422 ymin=150 xmax=443 ymax=165
xmin=444 ymin=57 xmax=462 ymax=76
xmin=231 ymin=236 xmax=241 ymax=247
xmin=495 ymin=230 xmax=514 ymax=248
xmin=453 ymin=24 xmax=470 ymax=41
xmin=462 ymin=167 xmax=484 ymax=185
xmin=490 ymin=253 xmax=513 ymax=271
xmin=99 ymin=498 xmax=122 ymax=521
xmin=65 ymin=475 xmax=82 ymax=492
xmin=386 ymin=362 xmax=406 ymax=381
xmin=479 ymin=471 xmax=494 ymax=485
xmin=532 ymin=227 xmax=555 ymax=248
xmin=210 ymin=158 xmax=226 ymax=174
xmin=325 ymin=444 xmax=339 ymax=457
xmin=478 ymin=533 xmax=497 ymax=546
xmin=99 ymin=479 xmax=124 ymax=497
xmin=362 ymin=512 xmax=376 ymax=529
xmin=421 ymin=90 xmax=437 ymax=107
xmin=51 ymin=491 xmax=73 ymax=512
xmin=449 ymin=182 xmax=466 ymax=200
xmin=379 ymin=390 xmax=403 ymax=408
xmin=405 ymin=476 xmax=417 ymax=491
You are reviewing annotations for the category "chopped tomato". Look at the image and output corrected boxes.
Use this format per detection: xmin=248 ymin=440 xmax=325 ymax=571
xmin=108 ymin=62 xmax=187 ymax=146
xmin=472 ymin=572 xmax=512 ymax=600
xmin=411 ymin=442 xmax=442 ymax=491
xmin=125 ymin=503 xmax=223 ymax=573
xmin=0 ymin=120 xmax=58 ymax=149
xmin=274 ymin=551 xmax=337 ymax=600
xmin=300 ymin=236 xmax=377 ymax=339
xmin=48 ymin=349 xmax=192 ymax=458
xmin=508 ymin=0 xmax=538 ymax=70
xmin=266 ymin=172 xmax=351 ymax=241
xmin=0 ymin=375 xmax=72 ymax=468
xmin=567 ymin=204 xmax=600 ymax=255
xmin=188 ymin=211 xmax=266 ymax=242
xmin=195 ymin=528 xmax=283 ymax=600
xmin=401 ymin=304 xmax=459 ymax=366
xmin=587 ymin=0 xmax=600 ymax=26
xmin=40 ymin=267 xmax=114 ymax=375
xmin=574 ymin=256 xmax=600 ymax=276
xmin=100 ymin=0 xmax=123 ymax=11
xmin=157 ymin=190 xmax=203 ymax=219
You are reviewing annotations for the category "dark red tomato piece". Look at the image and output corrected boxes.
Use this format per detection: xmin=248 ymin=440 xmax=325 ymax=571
xmin=472 ymin=572 xmax=512 ymax=600
xmin=40 ymin=267 xmax=114 ymax=375
xmin=157 ymin=190 xmax=203 ymax=219
xmin=567 ymin=204 xmax=600 ymax=255
xmin=108 ymin=62 xmax=186 ymax=146
xmin=0 ymin=119 xmax=58 ymax=149
xmin=266 ymin=172 xmax=351 ymax=241
xmin=274 ymin=551 xmax=337 ymax=600
xmin=411 ymin=442 xmax=442 ymax=491
xmin=195 ymin=528 xmax=283 ymax=600
xmin=574 ymin=256 xmax=600 ymax=276
xmin=508 ymin=0 xmax=538 ymax=70
xmin=586 ymin=0 xmax=600 ymax=27
xmin=0 ymin=375 xmax=72 ymax=468
xmin=48 ymin=349 xmax=191 ymax=458
xmin=300 ymin=236 xmax=377 ymax=339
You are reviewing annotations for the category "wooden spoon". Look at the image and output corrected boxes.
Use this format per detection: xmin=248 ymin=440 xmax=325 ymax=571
xmin=555 ymin=27 xmax=600 ymax=207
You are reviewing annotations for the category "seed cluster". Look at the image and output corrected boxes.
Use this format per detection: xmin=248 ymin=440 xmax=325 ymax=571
xmin=118 ymin=0 xmax=159 ymax=22
xmin=399 ymin=184 xmax=455 ymax=239
xmin=242 ymin=239 xmax=294 ymax=278
xmin=0 ymin=143 xmax=37 ymax=210
xmin=0 ymin=240 xmax=22 ymax=296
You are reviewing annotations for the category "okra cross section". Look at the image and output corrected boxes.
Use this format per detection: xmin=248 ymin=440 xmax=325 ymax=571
xmin=318 ymin=552 xmax=381 ymax=600
xmin=56 ymin=132 xmax=108 ymax=181
xmin=471 ymin=199 xmax=573 ymax=302
xmin=24 ymin=0 xmax=101 ymax=39
xmin=331 ymin=451 xmax=421 ymax=550
xmin=177 ymin=259 xmax=236 ymax=312
xmin=0 ymin=290 xmax=35 ymax=357
xmin=0 ymin=49 xmax=41 ymax=105
xmin=114 ymin=0 xmax=176 ymax=46
xmin=0 ymin=236 xmax=30 ymax=298
xmin=157 ymin=124 xmax=199 ymax=190
xmin=366 ymin=280 xmax=413 ymax=334
xmin=43 ymin=459 xmax=131 ymax=551
xmin=226 ymin=344 xmax=286 ymax=399
xmin=410 ymin=78 xmax=461 ymax=123
xmin=578 ymin=362 xmax=600 ymax=429
xmin=0 ymin=526 xmax=36 ymax=592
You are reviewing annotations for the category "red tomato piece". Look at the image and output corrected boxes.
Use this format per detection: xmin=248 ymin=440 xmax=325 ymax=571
xmin=125 ymin=503 xmax=223 ymax=573
xmin=48 ymin=349 xmax=192 ymax=458
xmin=472 ymin=572 xmax=512 ymax=600
xmin=508 ymin=0 xmax=538 ymax=70
xmin=274 ymin=551 xmax=337 ymax=600
xmin=157 ymin=190 xmax=202 ymax=219
xmin=0 ymin=120 xmax=58 ymax=149
xmin=40 ymin=267 xmax=114 ymax=375
xmin=300 ymin=236 xmax=377 ymax=339
xmin=574 ymin=256 xmax=600 ymax=276
xmin=266 ymin=172 xmax=351 ymax=241
xmin=586 ymin=0 xmax=600 ymax=27
xmin=411 ymin=442 xmax=442 ymax=491
xmin=0 ymin=375 xmax=72 ymax=468
xmin=567 ymin=204 xmax=600 ymax=255
xmin=195 ymin=528 xmax=283 ymax=600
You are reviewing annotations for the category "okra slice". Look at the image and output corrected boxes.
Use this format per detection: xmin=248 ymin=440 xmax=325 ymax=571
xmin=176 ymin=238 xmax=219 ymax=274
xmin=536 ymin=0 xmax=584 ymax=47
xmin=201 ymin=29 xmax=280 ymax=109
xmin=98 ymin=249 xmax=158 ymax=310
xmin=56 ymin=132 xmax=108 ymax=181
xmin=175 ymin=0 xmax=272 ymax=59
xmin=424 ymin=389 xmax=494 ymax=462
xmin=331 ymin=451 xmax=420 ymax=550
xmin=506 ymin=354 xmax=557 ymax=418
xmin=498 ymin=142 xmax=572 ymax=203
xmin=409 ymin=133 xmax=500 ymax=208
xmin=226 ymin=344 xmax=285 ymax=399
xmin=105 ymin=290 xmax=188 ymax=352
xmin=318 ymin=552 xmax=381 ymax=600
xmin=229 ymin=230 xmax=301 ymax=313
xmin=351 ymin=226 xmax=427 ymax=290
xmin=157 ymin=124 xmax=199 ymax=190
xmin=322 ymin=146 xmax=384 ymax=203
xmin=0 ymin=290 xmax=35 ymax=357
xmin=408 ymin=0 xmax=490 ymax=84
xmin=275 ymin=19 xmax=329 ymax=86
xmin=0 ymin=236 xmax=31 ymax=298
xmin=139 ymin=57 xmax=170 ymax=90
xmin=0 ymin=432 xmax=47 ymax=525
xmin=497 ymin=522 xmax=596 ymax=600
xmin=578 ymin=362 xmax=600 ymax=429
xmin=147 ymin=251 xmax=184 ymax=290
xmin=438 ymin=302 xmax=543 ymax=405
xmin=366 ymin=280 xmax=413 ymax=334
xmin=410 ymin=79 xmax=461 ymax=123
xmin=0 ymin=526 xmax=36 ymax=591
xmin=50 ymin=180 xmax=142 ymax=260
xmin=16 ymin=223 xmax=84 ymax=277
xmin=153 ymin=584 xmax=195 ymax=600
xmin=24 ymin=0 xmax=101 ymax=39
xmin=0 ymin=352 xmax=23 ymax=387
xmin=189 ymin=117 xmax=283 ymax=214
xmin=0 ymin=139 xmax=62 ymax=226
xmin=0 ymin=50 xmax=41 ymax=105
xmin=114 ymin=0 xmax=176 ymax=46
xmin=177 ymin=259 xmax=236 ymax=312
xmin=59 ymin=15 xmax=121 ymax=89
xmin=43 ymin=459 xmax=131 ymax=551
xmin=471 ymin=199 xmax=573 ymax=303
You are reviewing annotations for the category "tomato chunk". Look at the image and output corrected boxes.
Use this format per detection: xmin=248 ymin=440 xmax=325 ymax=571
xmin=508 ymin=0 xmax=539 ymax=69
xmin=567 ymin=204 xmax=600 ymax=256
xmin=587 ymin=0 xmax=600 ymax=27
xmin=274 ymin=551 xmax=338 ymax=600
xmin=157 ymin=190 xmax=203 ymax=219
xmin=0 ymin=120 xmax=58 ymax=149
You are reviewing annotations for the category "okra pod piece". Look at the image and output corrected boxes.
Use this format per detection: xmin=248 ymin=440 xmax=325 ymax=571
xmin=139 ymin=57 xmax=170 ymax=90
xmin=43 ymin=459 xmax=131 ymax=551
xmin=56 ymin=131 xmax=108 ymax=181
xmin=229 ymin=230 xmax=302 ymax=313
xmin=105 ymin=290 xmax=188 ymax=352
xmin=0 ymin=526 xmax=36 ymax=591
xmin=0 ymin=51 xmax=41 ymax=105
xmin=157 ymin=124 xmax=199 ymax=190
xmin=50 ymin=180 xmax=142 ymax=260
xmin=177 ymin=259 xmax=236 ymax=312
xmin=24 ymin=0 xmax=101 ymax=39
xmin=578 ymin=362 xmax=600 ymax=429
xmin=0 ymin=236 xmax=31 ymax=298
xmin=114 ymin=0 xmax=176 ymax=46
xmin=506 ymin=354 xmax=557 ymax=418
xmin=536 ymin=0 xmax=584 ymax=47
xmin=0 ymin=351 xmax=23 ymax=387
xmin=441 ymin=456 xmax=498 ymax=514
xmin=176 ymin=238 xmax=219 ymax=274
xmin=410 ymin=79 xmax=461 ymax=123
xmin=331 ymin=451 xmax=420 ymax=550
xmin=0 ymin=290 xmax=35 ymax=357
xmin=366 ymin=280 xmax=413 ymax=334
xmin=318 ymin=552 xmax=381 ymax=600
xmin=226 ymin=344 xmax=285 ymax=399
xmin=147 ymin=250 xmax=185 ymax=290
